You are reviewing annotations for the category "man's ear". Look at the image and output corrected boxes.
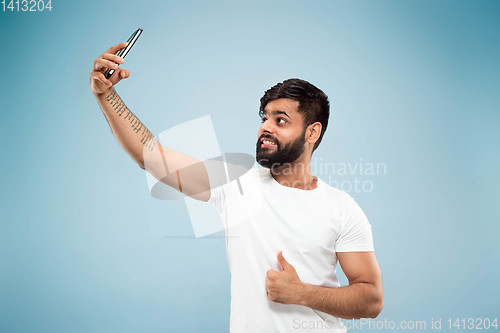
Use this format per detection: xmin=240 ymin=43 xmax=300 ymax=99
xmin=306 ymin=122 xmax=322 ymax=145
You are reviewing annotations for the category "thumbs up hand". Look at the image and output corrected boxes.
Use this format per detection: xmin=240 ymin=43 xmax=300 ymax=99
xmin=266 ymin=250 xmax=307 ymax=304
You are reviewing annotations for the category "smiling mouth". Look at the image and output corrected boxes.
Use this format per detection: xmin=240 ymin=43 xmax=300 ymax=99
xmin=260 ymin=138 xmax=277 ymax=148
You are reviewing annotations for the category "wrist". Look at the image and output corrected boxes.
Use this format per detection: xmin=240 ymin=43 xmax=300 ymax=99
xmin=93 ymin=87 xmax=114 ymax=98
xmin=296 ymin=282 xmax=311 ymax=306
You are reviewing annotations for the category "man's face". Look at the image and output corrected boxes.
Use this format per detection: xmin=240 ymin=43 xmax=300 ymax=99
xmin=256 ymin=98 xmax=307 ymax=169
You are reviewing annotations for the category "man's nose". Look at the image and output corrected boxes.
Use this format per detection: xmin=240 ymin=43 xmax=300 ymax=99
xmin=260 ymin=119 xmax=275 ymax=134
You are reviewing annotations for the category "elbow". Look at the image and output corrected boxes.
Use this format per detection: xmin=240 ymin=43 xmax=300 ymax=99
xmin=366 ymin=303 xmax=383 ymax=318
xmin=366 ymin=295 xmax=384 ymax=318
xmin=136 ymin=156 xmax=146 ymax=170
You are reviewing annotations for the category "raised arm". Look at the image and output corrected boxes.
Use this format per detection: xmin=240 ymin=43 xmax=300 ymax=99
xmin=90 ymin=42 xmax=211 ymax=202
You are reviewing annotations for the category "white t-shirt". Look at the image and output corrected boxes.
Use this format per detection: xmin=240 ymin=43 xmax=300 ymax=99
xmin=207 ymin=166 xmax=374 ymax=333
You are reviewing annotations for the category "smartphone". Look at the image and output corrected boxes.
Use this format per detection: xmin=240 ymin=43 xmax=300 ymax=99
xmin=105 ymin=28 xmax=143 ymax=79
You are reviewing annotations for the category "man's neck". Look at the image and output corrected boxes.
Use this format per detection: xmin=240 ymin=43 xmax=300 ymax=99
xmin=269 ymin=158 xmax=317 ymax=190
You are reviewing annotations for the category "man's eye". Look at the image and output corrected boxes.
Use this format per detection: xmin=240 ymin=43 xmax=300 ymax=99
xmin=260 ymin=117 xmax=286 ymax=124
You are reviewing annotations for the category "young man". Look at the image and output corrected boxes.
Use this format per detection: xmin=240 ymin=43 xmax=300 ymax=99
xmin=91 ymin=43 xmax=383 ymax=333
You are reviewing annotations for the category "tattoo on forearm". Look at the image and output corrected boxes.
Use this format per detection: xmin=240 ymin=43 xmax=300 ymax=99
xmin=106 ymin=90 xmax=155 ymax=151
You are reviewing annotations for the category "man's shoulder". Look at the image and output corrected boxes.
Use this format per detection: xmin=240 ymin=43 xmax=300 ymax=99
xmin=318 ymin=177 xmax=351 ymax=198
xmin=218 ymin=166 xmax=267 ymax=192
xmin=317 ymin=177 xmax=356 ymax=207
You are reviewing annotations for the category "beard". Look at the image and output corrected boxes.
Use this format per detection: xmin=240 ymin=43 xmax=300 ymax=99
xmin=256 ymin=129 xmax=306 ymax=169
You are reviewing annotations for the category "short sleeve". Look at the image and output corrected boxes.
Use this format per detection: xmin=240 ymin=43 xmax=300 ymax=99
xmin=207 ymin=184 xmax=226 ymax=213
xmin=202 ymin=158 xmax=229 ymax=213
xmin=203 ymin=157 xmax=252 ymax=214
xmin=335 ymin=196 xmax=375 ymax=252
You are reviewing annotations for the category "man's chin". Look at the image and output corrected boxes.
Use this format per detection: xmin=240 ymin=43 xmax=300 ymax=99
xmin=256 ymin=154 xmax=272 ymax=168
xmin=256 ymin=153 xmax=281 ymax=169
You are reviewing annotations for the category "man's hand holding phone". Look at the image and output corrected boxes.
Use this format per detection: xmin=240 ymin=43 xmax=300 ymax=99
xmin=90 ymin=42 xmax=131 ymax=96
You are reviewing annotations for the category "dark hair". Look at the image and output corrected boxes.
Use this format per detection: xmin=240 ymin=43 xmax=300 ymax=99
xmin=259 ymin=78 xmax=330 ymax=152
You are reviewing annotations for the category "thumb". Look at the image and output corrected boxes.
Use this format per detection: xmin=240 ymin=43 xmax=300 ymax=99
xmin=119 ymin=69 xmax=130 ymax=79
xmin=277 ymin=250 xmax=293 ymax=271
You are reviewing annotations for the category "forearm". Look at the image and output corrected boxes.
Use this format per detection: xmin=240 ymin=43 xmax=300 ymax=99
xmin=94 ymin=88 xmax=158 ymax=168
xmin=93 ymin=87 xmax=209 ymax=199
xmin=297 ymin=282 xmax=383 ymax=320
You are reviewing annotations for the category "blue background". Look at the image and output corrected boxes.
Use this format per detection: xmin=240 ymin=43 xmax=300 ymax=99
xmin=1 ymin=0 xmax=499 ymax=332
